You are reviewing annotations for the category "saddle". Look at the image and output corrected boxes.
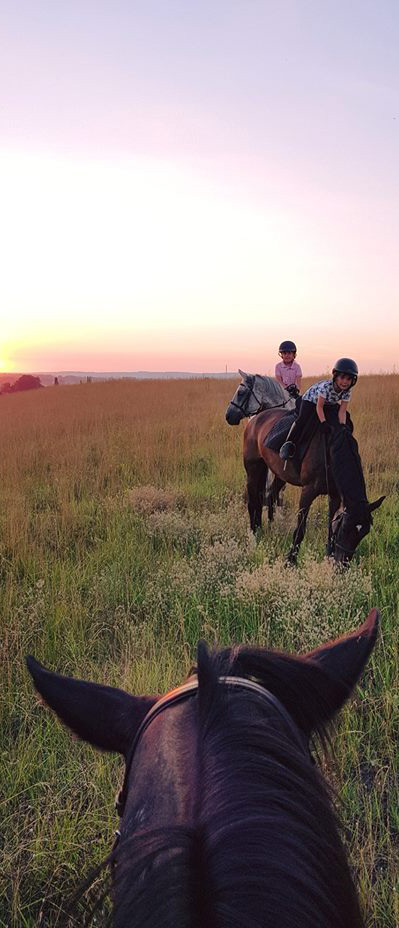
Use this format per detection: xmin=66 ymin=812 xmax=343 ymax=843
xmin=265 ymin=413 xmax=296 ymax=452
xmin=265 ymin=413 xmax=313 ymax=472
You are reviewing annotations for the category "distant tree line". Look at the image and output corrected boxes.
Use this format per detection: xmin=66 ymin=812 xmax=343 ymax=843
xmin=0 ymin=375 xmax=43 ymax=395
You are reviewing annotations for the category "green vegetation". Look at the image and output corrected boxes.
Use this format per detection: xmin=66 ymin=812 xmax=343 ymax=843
xmin=1 ymin=376 xmax=398 ymax=926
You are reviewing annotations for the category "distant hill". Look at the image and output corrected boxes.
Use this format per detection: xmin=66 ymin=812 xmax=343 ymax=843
xmin=0 ymin=371 xmax=239 ymax=387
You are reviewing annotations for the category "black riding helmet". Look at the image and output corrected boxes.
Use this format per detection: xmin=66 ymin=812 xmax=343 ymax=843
xmin=279 ymin=340 xmax=297 ymax=356
xmin=332 ymin=358 xmax=358 ymax=386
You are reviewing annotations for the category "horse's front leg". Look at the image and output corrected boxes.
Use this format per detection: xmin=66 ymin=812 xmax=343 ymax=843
xmin=326 ymin=489 xmax=341 ymax=556
xmin=245 ymin=461 xmax=268 ymax=533
xmin=266 ymin=475 xmax=286 ymax=522
xmin=286 ymin=485 xmax=319 ymax=565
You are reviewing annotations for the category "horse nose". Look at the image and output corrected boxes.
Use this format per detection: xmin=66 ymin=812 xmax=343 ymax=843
xmin=334 ymin=549 xmax=352 ymax=568
xmin=225 ymin=407 xmax=239 ymax=425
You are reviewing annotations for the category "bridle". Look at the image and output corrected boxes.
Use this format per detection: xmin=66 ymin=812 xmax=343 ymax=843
xmin=229 ymin=381 xmax=265 ymax=417
xmin=331 ymin=509 xmax=370 ymax=558
xmin=115 ymin=674 xmax=308 ymax=823
xmin=229 ymin=380 xmax=291 ymax=419
xmin=330 ymin=510 xmax=353 ymax=557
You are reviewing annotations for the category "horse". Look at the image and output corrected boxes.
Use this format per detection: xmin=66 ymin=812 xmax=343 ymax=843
xmin=27 ymin=608 xmax=379 ymax=928
xmin=226 ymin=370 xmax=295 ymax=518
xmin=225 ymin=371 xmax=384 ymax=564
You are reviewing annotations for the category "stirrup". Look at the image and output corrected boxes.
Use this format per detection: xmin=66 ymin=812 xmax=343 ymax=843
xmin=279 ymin=441 xmax=296 ymax=461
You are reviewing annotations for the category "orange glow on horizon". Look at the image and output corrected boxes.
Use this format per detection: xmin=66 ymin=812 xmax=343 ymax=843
xmin=0 ymin=152 xmax=398 ymax=376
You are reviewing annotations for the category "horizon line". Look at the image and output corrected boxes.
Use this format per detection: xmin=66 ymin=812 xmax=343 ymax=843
xmin=1 ymin=368 xmax=398 ymax=378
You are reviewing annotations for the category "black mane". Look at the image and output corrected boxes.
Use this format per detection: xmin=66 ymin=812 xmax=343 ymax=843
xmin=113 ymin=646 xmax=364 ymax=928
xmin=329 ymin=426 xmax=369 ymax=517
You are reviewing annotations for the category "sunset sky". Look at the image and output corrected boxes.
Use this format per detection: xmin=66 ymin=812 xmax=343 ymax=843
xmin=1 ymin=1 xmax=398 ymax=375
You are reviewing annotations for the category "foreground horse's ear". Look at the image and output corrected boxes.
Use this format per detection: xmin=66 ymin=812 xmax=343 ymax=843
xmin=238 ymin=369 xmax=247 ymax=379
xmin=304 ymin=609 xmax=379 ymax=720
xmin=26 ymin=656 xmax=157 ymax=756
xmin=369 ymin=496 xmax=385 ymax=512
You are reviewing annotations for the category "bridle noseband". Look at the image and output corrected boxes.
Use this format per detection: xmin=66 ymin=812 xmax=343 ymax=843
xmin=115 ymin=674 xmax=308 ymax=821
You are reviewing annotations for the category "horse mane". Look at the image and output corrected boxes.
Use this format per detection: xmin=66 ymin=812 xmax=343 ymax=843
xmin=112 ymin=646 xmax=364 ymax=928
xmin=329 ymin=426 xmax=369 ymax=517
xmin=253 ymin=374 xmax=288 ymax=406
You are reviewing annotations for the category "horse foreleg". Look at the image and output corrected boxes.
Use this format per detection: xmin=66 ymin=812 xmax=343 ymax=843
xmin=286 ymin=485 xmax=319 ymax=565
xmin=277 ymin=483 xmax=286 ymax=506
xmin=327 ymin=489 xmax=341 ymax=556
xmin=266 ymin=475 xmax=286 ymax=522
xmin=246 ymin=461 xmax=268 ymax=532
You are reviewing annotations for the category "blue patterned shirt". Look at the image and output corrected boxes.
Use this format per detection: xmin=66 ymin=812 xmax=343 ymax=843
xmin=302 ymin=379 xmax=352 ymax=404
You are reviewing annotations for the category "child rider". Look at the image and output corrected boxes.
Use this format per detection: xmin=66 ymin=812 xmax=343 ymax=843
xmin=275 ymin=341 xmax=302 ymax=396
xmin=279 ymin=358 xmax=358 ymax=461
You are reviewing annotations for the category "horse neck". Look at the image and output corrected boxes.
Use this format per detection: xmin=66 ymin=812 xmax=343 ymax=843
xmin=256 ymin=375 xmax=285 ymax=407
xmin=331 ymin=429 xmax=368 ymax=510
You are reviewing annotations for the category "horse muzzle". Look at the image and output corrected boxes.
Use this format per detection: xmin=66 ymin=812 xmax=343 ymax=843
xmin=225 ymin=405 xmax=242 ymax=425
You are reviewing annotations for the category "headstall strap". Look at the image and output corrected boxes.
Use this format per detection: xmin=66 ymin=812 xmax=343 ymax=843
xmin=115 ymin=674 xmax=307 ymax=819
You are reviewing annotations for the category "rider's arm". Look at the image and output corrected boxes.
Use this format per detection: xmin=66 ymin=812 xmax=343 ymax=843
xmin=316 ymin=395 xmax=326 ymax=422
xmin=338 ymin=400 xmax=348 ymax=424
xmin=295 ymin=375 xmax=302 ymax=392
xmin=275 ymin=374 xmax=284 ymax=387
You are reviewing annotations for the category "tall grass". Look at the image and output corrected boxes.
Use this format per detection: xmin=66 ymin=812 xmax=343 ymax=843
xmin=1 ymin=375 xmax=398 ymax=926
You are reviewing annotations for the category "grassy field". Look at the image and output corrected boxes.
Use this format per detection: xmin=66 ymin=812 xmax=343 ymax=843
xmin=1 ymin=375 xmax=398 ymax=927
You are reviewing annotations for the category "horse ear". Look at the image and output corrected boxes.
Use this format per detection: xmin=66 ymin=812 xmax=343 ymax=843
xmin=304 ymin=609 xmax=379 ymax=721
xmin=369 ymin=495 xmax=385 ymax=512
xmin=238 ymin=369 xmax=247 ymax=379
xmin=26 ymin=656 xmax=157 ymax=757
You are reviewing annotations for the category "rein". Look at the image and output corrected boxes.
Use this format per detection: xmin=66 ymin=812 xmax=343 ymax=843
xmin=116 ymin=674 xmax=307 ymax=821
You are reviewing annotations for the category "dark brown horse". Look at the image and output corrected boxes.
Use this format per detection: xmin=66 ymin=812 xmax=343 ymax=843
xmin=27 ymin=609 xmax=379 ymax=928
xmin=225 ymin=372 xmax=384 ymax=564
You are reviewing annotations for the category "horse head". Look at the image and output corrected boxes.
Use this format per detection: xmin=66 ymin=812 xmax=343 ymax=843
xmin=331 ymin=496 xmax=385 ymax=564
xmin=27 ymin=609 xmax=379 ymax=927
xmin=225 ymin=370 xmax=291 ymax=425
xmin=225 ymin=370 xmax=258 ymax=424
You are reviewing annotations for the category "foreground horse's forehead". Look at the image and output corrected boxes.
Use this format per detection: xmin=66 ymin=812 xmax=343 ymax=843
xmin=123 ymin=701 xmax=199 ymax=826
xmin=132 ymin=698 xmax=198 ymax=764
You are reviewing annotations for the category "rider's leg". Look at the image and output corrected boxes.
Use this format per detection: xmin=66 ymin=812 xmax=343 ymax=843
xmin=280 ymin=401 xmax=316 ymax=460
